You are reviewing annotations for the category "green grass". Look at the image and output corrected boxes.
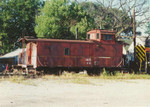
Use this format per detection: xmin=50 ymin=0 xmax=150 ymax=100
xmin=41 ymin=71 xmax=150 ymax=85
xmin=99 ymin=72 xmax=150 ymax=79
xmin=0 ymin=76 xmax=37 ymax=86
xmin=0 ymin=71 xmax=150 ymax=85
xmin=99 ymin=70 xmax=150 ymax=79
xmin=42 ymin=72 xmax=92 ymax=84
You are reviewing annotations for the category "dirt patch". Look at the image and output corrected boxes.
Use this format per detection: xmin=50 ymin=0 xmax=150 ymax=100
xmin=0 ymin=78 xmax=150 ymax=107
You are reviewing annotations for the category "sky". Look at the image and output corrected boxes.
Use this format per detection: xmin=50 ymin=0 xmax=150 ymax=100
xmin=136 ymin=0 xmax=150 ymax=36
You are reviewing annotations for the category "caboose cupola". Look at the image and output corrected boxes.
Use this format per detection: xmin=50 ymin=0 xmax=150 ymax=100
xmin=87 ymin=29 xmax=116 ymax=43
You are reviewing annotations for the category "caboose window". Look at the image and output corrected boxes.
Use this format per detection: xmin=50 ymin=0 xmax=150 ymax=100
xmin=87 ymin=34 xmax=90 ymax=39
xmin=64 ymin=48 xmax=70 ymax=55
xmin=102 ymin=35 xmax=113 ymax=40
xmin=106 ymin=35 xmax=112 ymax=40
xmin=97 ymin=33 xmax=99 ymax=39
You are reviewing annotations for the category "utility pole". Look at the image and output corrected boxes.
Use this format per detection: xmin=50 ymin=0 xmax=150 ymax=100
xmin=75 ymin=28 xmax=78 ymax=40
xmin=22 ymin=37 xmax=25 ymax=64
xmin=133 ymin=8 xmax=136 ymax=61
xmin=22 ymin=30 xmax=25 ymax=65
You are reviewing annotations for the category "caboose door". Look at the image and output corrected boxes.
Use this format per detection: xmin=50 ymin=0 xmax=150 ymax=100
xmin=27 ymin=43 xmax=37 ymax=68
xmin=27 ymin=43 xmax=32 ymax=65
xmin=31 ymin=43 xmax=37 ymax=68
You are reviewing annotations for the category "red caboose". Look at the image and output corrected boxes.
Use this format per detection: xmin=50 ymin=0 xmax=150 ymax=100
xmin=19 ymin=29 xmax=123 ymax=75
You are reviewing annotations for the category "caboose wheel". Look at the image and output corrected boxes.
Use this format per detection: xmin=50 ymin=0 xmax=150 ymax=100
xmin=55 ymin=70 xmax=62 ymax=76
xmin=87 ymin=69 xmax=101 ymax=76
xmin=93 ymin=70 xmax=100 ymax=76
xmin=87 ymin=70 xmax=93 ymax=76
xmin=147 ymin=66 xmax=150 ymax=74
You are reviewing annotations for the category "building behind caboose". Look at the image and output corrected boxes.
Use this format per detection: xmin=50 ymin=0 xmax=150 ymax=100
xmin=0 ymin=48 xmax=25 ymax=72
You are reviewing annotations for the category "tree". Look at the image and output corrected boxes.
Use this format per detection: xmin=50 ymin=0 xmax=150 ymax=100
xmin=80 ymin=0 xmax=150 ymax=36
xmin=0 ymin=0 xmax=42 ymax=54
xmin=145 ymin=22 xmax=150 ymax=35
xmin=94 ymin=0 xmax=150 ymax=36
xmin=35 ymin=0 xmax=94 ymax=40
xmin=80 ymin=2 xmax=132 ymax=36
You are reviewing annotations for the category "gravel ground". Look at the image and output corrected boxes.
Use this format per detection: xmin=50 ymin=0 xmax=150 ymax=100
xmin=0 ymin=79 xmax=150 ymax=107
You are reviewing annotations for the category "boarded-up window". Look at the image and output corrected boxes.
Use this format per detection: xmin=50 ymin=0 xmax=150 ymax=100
xmin=87 ymin=34 xmax=90 ymax=39
xmin=64 ymin=48 xmax=70 ymax=55
xmin=97 ymin=33 xmax=99 ymax=39
xmin=102 ymin=35 xmax=113 ymax=40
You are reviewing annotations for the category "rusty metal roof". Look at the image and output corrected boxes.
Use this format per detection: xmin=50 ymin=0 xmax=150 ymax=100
xmin=20 ymin=38 xmax=94 ymax=43
xmin=87 ymin=29 xmax=116 ymax=34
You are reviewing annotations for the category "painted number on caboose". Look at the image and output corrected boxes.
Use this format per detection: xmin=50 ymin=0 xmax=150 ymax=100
xmin=86 ymin=58 xmax=91 ymax=65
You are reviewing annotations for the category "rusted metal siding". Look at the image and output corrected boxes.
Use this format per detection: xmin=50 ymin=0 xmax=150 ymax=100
xmin=29 ymin=41 xmax=123 ymax=68
xmin=26 ymin=43 xmax=32 ymax=65
xmin=31 ymin=43 xmax=37 ymax=68
xmin=93 ymin=43 xmax=123 ymax=67
xmin=26 ymin=42 xmax=37 ymax=68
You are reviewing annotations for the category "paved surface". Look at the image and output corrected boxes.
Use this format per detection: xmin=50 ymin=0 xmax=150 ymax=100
xmin=0 ymin=79 xmax=150 ymax=107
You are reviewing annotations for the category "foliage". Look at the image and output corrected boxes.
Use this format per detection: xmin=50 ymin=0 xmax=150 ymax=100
xmin=35 ymin=0 xmax=95 ymax=39
xmin=0 ymin=0 xmax=149 ymax=54
xmin=0 ymin=0 xmax=42 ymax=54
xmin=145 ymin=22 xmax=150 ymax=35
xmin=80 ymin=2 xmax=132 ymax=36
xmin=0 ymin=76 xmax=37 ymax=86
xmin=96 ymin=0 xmax=150 ymax=36
xmin=0 ymin=72 xmax=150 ymax=86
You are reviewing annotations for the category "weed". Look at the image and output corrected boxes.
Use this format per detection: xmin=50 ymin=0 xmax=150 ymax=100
xmin=0 ymin=71 xmax=150 ymax=86
xmin=69 ymin=78 xmax=91 ymax=84
xmin=99 ymin=72 xmax=150 ymax=79
xmin=0 ymin=75 xmax=37 ymax=86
